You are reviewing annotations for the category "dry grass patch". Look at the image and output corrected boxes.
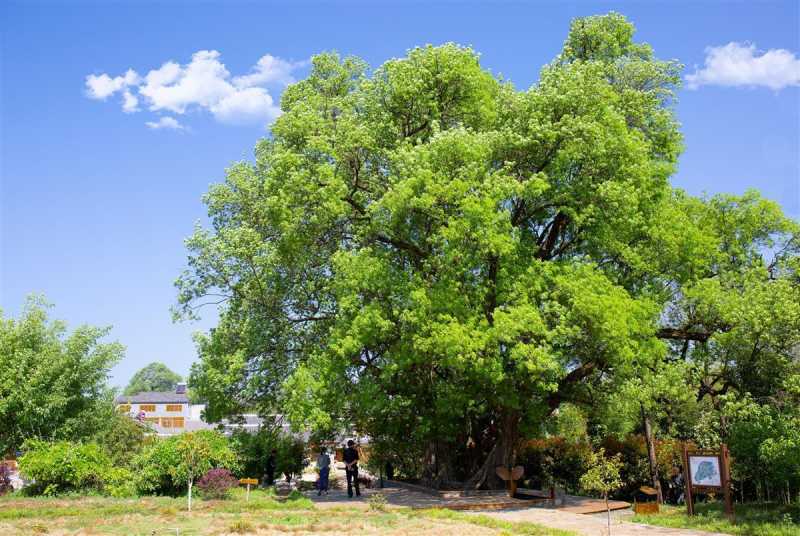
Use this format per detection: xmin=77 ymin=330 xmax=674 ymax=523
xmin=0 ymin=494 xmax=575 ymax=535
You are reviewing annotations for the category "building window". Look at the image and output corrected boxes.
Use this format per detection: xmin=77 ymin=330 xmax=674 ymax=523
xmin=117 ymin=404 xmax=131 ymax=413
xmin=144 ymin=417 xmax=159 ymax=424
xmin=139 ymin=404 xmax=156 ymax=412
xmin=166 ymin=404 xmax=183 ymax=412
xmin=160 ymin=417 xmax=185 ymax=428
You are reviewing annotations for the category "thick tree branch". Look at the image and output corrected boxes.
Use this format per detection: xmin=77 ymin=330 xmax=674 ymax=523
xmin=483 ymin=255 xmax=498 ymax=326
xmin=547 ymin=361 xmax=598 ymax=412
xmin=656 ymin=327 xmax=713 ymax=342
xmin=374 ymin=233 xmax=428 ymax=260
xmin=536 ymin=212 xmax=570 ymax=260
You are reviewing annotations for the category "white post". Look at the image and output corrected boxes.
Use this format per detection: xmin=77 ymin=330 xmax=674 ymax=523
xmin=188 ymin=479 xmax=193 ymax=511
xmin=246 ymin=483 xmax=251 ymax=501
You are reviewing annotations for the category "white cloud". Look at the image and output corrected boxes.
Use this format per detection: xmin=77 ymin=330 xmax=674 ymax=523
xmin=85 ymin=69 xmax=140 ymax=99
xmin=686 ymin=42 xmax=800 ymax=90
xmin=144 ymin=61 xmax=182 ymax=88
xmin=210 ymin=87 xmax=281 ymax=125
xmin=145 ymin=116 xmax=185 ymax=130
xmin=85 ymin=51 xmax=304 ymax=129
xmin=139 ymin=50 xmax=233 ymax=114
xmin=232 ymin=54 xmax=299 ymax=88
xmin=122 ymin=90 xmax=139 ymax=113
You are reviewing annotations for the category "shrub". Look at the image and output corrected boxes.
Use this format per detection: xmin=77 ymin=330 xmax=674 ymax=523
xmin=229 ymin=429 xmax=270 ymax=481
xmin=230 ymin=428 xmax=305 ymax=483
xmin=518 ymin=437 xmax=592 ymax=493
xmin=131 ymin=430 xmax=238 ymax=496
xmin=0 ymin=464 xmax=13 ymax=495
xmin=368 ymin=492 xmax=387 ymax=512
xmin=519 ymin=434 xmax=686 ymax=499
xmin=197 ymin=468 xmax=239 ymax=499
xmin=18 ymin=439 xmax=129 ymax=496
xmin=92 ymin=411 xmax=148 ymax=466
xmin=104 ymin=466 xmax=137 ymax=498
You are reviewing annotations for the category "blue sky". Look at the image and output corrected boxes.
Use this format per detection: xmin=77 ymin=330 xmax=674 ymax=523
xmin=2 ymin=1 xmax=798 ymax=389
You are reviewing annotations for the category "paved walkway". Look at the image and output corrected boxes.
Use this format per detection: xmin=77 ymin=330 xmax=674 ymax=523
xmin=303 ymin=469 xmax=731 ymax=536
xmin=304 ymin=466 xmax=530 ymax=510
xmin=473 ymin=508 xmax=731 ymax=536
xmin=310 ymin=484 xmax=529 ymax=510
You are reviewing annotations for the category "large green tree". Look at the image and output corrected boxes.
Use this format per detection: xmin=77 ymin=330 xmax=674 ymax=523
xmin=0 ymin=297 xmax=124 ymax=454
xmin=124 ymin=362 xmax=183 ymax=395
xmin=177 ymin=13 xmax=798 ymax=487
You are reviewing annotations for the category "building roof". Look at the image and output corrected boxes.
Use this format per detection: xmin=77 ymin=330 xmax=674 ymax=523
xmin=115 ymin=391 xmax=190 ymax=404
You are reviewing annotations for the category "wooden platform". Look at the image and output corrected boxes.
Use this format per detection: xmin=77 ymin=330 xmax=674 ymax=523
xmin=559 ymin=497 xmax=632 ymax=514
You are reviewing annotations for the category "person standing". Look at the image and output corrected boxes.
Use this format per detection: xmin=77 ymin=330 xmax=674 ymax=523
xmin=343 ymin=440 xmax=360 ymax=498
xmin=317 ymin=447 xmax=331 ymax=496
xmin=265 ymin=449 xmax=277 ymax=486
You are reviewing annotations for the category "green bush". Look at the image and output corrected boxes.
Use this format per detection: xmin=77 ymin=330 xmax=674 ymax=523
xmin=91 ymin=411 xmax=149 ymax=466
xmin=131 ymin=430 xmax=238 ymax=495
xmin=519 ymin=434 xmax=686 ymax=499
xmin=519 ymin=437 xmax=592 ymax=493
xmin=18 ymin=439 xmax=133 ymax=496
xmin=600 ymin=435 xmax=685 ymax=497
xmin=104 ymin=466 xmax=138 ymax=498
xmin=230 ymin=427 xmax=305 ymax=482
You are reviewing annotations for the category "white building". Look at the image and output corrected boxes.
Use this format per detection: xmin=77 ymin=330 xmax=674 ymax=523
xmin=115 ymin=383 xmax=212 ymax=437
xmin=115 ymin=383 xmax=272 ymax=437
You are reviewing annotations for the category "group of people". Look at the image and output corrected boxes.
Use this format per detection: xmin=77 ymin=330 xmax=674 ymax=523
xmin=316 ymin=439 xmax=361 ymax=498
xmin=262 ymin=440 xmax=362 ymax=498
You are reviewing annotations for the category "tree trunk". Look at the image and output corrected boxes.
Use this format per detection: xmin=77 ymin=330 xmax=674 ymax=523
xmin=466 ymin=411 xmax=520 ymax=490
xmin=641 ymin=407 xmax=664 ymax=503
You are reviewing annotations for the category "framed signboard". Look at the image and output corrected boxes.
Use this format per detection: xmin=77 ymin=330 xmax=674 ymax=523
xmin=688 ymin=455 xmax=722 ymax=488
xmin=681 ymin=444 xmax=733 ymax=518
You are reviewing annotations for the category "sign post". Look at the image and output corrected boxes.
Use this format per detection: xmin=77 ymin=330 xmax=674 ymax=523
xmin=720 ymin=444 xmax=734 ymax=519
xmin=239 ymin=478 xmax=259 ymax=501
xmin=681 ymin=443 xmax=733 ymax=519
xmin=681 ymin=443 xmax=694 ymax=516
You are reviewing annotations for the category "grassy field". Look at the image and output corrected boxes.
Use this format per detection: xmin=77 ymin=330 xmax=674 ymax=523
xmin=632 ymin=502 xmax=799 ymax=536
xmin=0 ymin=488 xmax=575 ymax=536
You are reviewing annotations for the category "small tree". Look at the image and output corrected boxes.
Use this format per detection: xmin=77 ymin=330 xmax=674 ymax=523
xmin=580 ymin=448 xmax=623 ymax=535
xmin=170 ymin=431 xmax=236 ymax=511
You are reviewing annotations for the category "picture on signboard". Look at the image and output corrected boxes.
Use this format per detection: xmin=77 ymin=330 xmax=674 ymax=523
xmin=689 ymin=455 xmax=722 ymax=487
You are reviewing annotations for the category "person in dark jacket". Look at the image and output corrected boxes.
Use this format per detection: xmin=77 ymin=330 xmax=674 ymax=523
xmin=265 ymin=449 xmax=277 ymax=486
xmin=343 ymin=440 xmax=360 ymax=498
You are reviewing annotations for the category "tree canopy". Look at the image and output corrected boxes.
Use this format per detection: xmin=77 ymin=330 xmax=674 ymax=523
xmin=124 ymin=362 xmax=183 ymax=395
xmin=0 ymin=297 xmax=124 ymax=455
xmin=177 ymin=13 xmax=799 ymax=487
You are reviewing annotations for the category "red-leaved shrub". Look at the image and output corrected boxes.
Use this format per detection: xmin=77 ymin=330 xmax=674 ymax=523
xmin=0 ymin=464 xmax=13 ymax=495
xmin=196 ymin=468 xmax=238 ymax=499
